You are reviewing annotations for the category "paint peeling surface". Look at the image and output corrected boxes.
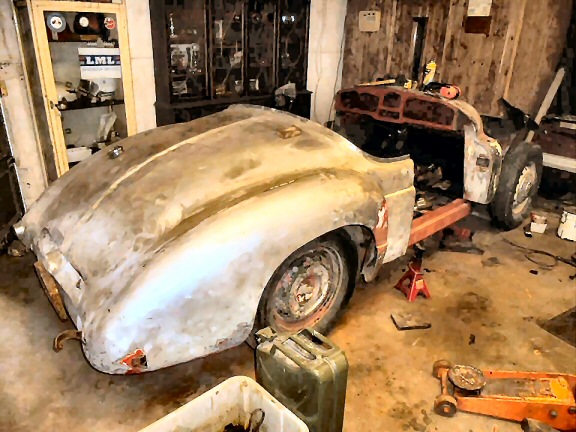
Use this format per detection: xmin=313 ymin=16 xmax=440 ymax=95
xmin=15 ymin=105 xmax=414 ymax=373
xmin=463 ymin=124 xmax=502 ymax=204
xmin=334 ymin=86 xmax=503 ymax=205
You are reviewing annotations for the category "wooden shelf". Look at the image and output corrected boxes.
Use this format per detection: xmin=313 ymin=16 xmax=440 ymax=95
xmin=168 ymin=93 xmax=272 ymax=109
xmin=164 ymin=89 xmax=311 ymax=110
xmin=48 ymin=35 xmax=101 ymax=43
xmin=58 ymin=99 xmax=125 ymax=112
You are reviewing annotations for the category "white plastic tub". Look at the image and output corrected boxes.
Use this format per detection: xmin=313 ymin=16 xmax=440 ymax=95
xmin=139 ymin=376 xmax=309 ymax=432
xmin=558 ymin=207 xmax=576 ymax=241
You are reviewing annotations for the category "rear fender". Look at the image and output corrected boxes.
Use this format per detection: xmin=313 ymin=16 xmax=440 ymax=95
xmin=83 ymin=172 xmax=406 ymax=372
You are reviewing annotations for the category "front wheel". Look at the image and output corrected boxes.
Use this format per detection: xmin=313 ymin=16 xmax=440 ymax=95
xmin=490 ymin=141 xmax=543 ymax=229
xmin=251 ymin=236 xmax=353 ymax=342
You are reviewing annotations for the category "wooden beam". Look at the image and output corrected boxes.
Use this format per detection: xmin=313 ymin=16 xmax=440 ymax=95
xmin=503 ymin=0 xmax=528 ymax=102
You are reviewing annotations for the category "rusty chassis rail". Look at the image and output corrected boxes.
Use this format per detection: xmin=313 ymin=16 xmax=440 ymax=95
xmin=409 ymin=198 xmax=472 ymax=246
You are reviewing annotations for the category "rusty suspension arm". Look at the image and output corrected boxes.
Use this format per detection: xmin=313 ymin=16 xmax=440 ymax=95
xmin=408 ymin=199 xmax=472 ymax=246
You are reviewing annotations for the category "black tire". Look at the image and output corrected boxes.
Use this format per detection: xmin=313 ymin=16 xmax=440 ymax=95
xmin=434 ymin=395 xmax=458 ymax=417
xmin=490 ymin=141 xmax=543 ymax=230
xmin=248 ymin=236 xmax=354 ymax=346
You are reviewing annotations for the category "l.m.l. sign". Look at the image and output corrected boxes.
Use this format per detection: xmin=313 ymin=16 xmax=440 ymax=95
xmin=78 ymin=47 xmax=122 ymax=79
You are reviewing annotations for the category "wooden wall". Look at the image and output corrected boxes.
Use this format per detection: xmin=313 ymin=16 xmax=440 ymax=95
xmin=342 ymin=0 xmax=573 ymax=116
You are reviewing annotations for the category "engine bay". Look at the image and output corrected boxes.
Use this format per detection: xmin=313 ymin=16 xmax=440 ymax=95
xmin=333 ymin=114 xmax=466 ymax=216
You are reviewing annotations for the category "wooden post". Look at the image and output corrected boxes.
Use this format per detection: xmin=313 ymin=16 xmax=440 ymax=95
xmin=526 ymin=67 xmax=566 ymax=142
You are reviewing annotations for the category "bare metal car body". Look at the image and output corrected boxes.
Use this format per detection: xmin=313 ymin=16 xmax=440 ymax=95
xmin=15 ymin=104 xmax=500 ymax=374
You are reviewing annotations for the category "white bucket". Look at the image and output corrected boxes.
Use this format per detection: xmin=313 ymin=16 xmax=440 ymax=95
xmin=139 ymin=376 xmax=309 ymax=432
xmin=558 ymin=207 xmax=576 ymax=242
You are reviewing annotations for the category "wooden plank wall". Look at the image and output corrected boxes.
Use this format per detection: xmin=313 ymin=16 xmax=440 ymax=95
xmin=342 ymin=0 xmax=573 ymax=116
xmin=508 ymin=0 xmax=573 ymax=114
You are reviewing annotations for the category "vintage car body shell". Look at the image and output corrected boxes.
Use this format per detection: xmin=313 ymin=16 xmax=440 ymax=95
xmin=334 ymin=86 xmax=503 ymax=204
xmin=16 ymin=105 xmax=415 ymax=373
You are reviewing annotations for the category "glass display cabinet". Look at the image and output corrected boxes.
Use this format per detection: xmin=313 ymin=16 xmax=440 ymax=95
xmin=25 ymin=0 xmax=137 ymax=177
xmin=151 ymin=0 xmax=311 ymax=126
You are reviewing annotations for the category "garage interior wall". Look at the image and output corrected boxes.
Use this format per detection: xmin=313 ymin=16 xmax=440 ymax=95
xmin=0 ymin=1 xmax=47 ymax=208
xmin=342 ymin=0 xmax=573 ymax=117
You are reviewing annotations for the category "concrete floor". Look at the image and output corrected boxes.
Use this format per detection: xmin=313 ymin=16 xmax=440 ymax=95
xmin=1 ymin=208 xmax=575 ymax=432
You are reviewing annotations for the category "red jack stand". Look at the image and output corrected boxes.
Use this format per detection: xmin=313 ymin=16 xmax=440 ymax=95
xmin=395 ymin=246 xmax=431 ymax=302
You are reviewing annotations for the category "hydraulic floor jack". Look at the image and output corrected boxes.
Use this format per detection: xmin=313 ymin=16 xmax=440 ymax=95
xmin=433 ymin=360 xmax=576 ymax=431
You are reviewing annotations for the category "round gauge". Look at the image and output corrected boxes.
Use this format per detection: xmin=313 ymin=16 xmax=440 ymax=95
xmin=78 ymin=16 xmax=90 ymax=27
xmin=46 ymin=13 xmax=66 ymax=33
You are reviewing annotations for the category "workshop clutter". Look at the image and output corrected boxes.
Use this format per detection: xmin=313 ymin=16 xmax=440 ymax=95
xmin=359 ymin=59 xmax=462 ymax=100
xmin=558 ymin=207 xmax=576 ymax=241
xmin=139 ymin=376 xmax=309 ymax=432
xmin=138 ymin=327 xmax=348 ymax=432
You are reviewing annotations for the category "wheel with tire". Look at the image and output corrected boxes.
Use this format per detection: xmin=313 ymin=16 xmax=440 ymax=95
xmin=434 ymin=394 xmax=458 ymax=417
xmin=250 ymin=236 xmax=354 ymax=344
xmin=490 ymin=141 xmax=543 ymax=230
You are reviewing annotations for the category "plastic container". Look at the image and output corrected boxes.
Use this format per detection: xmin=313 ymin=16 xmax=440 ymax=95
xmin=139 ymin=375 xmax=309 ymax=432
xmin=558 ymin=207 xmax=576 ymax=241
xmin=255 ymin=328 xmax=348 ymax=432
xmin=530 ymin=212 xmax=547 ymax=234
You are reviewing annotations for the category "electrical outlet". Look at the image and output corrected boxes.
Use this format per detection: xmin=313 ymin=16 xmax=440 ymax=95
xmin=359 ymin=10 xmax=381 ymax=32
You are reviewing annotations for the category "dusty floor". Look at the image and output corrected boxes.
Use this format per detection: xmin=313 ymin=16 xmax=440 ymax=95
xmin=1 ymin=207 xmax=575 ymax=432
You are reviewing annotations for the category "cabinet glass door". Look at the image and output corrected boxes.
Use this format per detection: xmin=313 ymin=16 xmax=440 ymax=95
xmin=246 ymin=0 xmax=276 ymax=95
xmin=165 ymin=0 xmax=208 ymax=101
xmin=210 ymin=0 xmax=245 ymax=98
xmin=32 ymin=2 xmax=135 ymax=175
xmin=278 ymin=0 xmax=309 ymax=90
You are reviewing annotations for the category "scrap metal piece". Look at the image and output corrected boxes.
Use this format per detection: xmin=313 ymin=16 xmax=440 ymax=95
xmin=7 ymin=240 xmax=26 ymax=257
xmin=108 ymin=145 xmax=123 ymax=159
xmin=33 ymin=261 xmax=68 ymax=321
xmin=53 ymin=329 xmax=82 ymax=352
xmin=277 ymin=125 xmax=302 ymax=139
xmin=390 ymin=312 xmax=431 ymax=330
xmin=247 ymin=408 xmax=265 ymax=432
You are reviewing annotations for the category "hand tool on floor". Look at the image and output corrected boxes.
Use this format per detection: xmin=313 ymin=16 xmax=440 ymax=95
xmin=432 ymin=360 xmax=576 ymax=431
xmin=522 ymin=418 xmax=562 ymax=432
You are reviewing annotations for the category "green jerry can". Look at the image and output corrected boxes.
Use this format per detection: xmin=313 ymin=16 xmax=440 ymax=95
xmin=255 ymin=327 xmax=348 ymax=432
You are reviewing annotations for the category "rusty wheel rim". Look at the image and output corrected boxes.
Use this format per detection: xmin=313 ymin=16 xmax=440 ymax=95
xmin=512 ymin=162 xmax=537 ymax=215
xmin=268 ymin=245 xmax=344 ymax=331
